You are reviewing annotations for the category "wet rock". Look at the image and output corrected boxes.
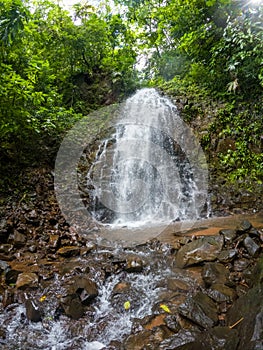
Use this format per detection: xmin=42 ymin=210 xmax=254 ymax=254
xmin=16 ymin=272 xmax=38 ymax=289
xmin=49 ymin=234 xmax=60 ymax=249
xmin=123 ymin=330 xmax=153 ymax=350
xmin=68 ymin=276 xmax=98 ymax=305
xmin=164 ymin=314 xmax=181 ymax=333
xmin=159 ymin=329 xmax=200 ymax=349
xmin=243 ymin=236 xmax=261 ymax=257
xmin=217 ymin=249 xmax=237 ymax=263
xmin=57 ymin=246 xmax=80 ymax=257
xmin=178 ymin=292 xmax=218 ymax=329
xmin=202 ymin=262 xmax=230 ymax=287
xmin=0 ymin=244 xmax=13 ymax=259
xmin=219 ymin=229 xmax=237 ymax=244
xmin=160 ymin=326 xmax=239 ymax=349
xmin=5 ymin=269 xmax=20 ymax=285
xmin=175 ymin=236 xmax=224 ymax=268
xmin=112 ymin=281 xmax=131 ymax=296
xmin=233 ymin=258 xmax=250 ymax=272
xmin=2 ymin=289 xmax=14 ymax=308
xmin=60 ymin=294 xmax=85 ymax=319
xmin=124 ymin=256 xmax=144 ymax=273
xmin=12 ymin=230 xmax=27 ymax=247
xmin=155 ymin=292 xmax=187 ymax=314
xmin=167 ymin=278 xmax=190 ymax=292
xmin=249 ymin=227 xmax=260 ymax=238
xmin=206 ymin=283 xmax=237 ymax=303
xmin=236 ymin=220 xmax=252 ymax=234
xmin=110 ymin=285 xmax=145 ymax=313
xmin=0 ymin=260 xmax=10 ymax=274
xmin=28 ymin=244 xmax=37 ymax=253
xmin=25 ymin=297 xmax=42 ymax=322
xmin=227 ymin=284 xmax=263 ymax=350
xmin=0 ymin=218 xmax=10 ymax=243
xmin=124 ymin=326 xmax=173 ymax=350
xmin=26 ymin=209 xmax=39 ymax=225
xmin=137 ymin=314 xmax=167 ymax=331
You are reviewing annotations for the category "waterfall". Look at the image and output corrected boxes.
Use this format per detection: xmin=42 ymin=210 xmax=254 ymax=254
xmin=88 ymin=88 xmax=207 ymax=227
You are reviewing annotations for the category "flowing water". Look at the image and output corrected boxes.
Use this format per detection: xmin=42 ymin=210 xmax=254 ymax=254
xmin=0 ymin=244 xmax=197 ymax=350
xmin=88 ymin=88 xmax=208 ymax=228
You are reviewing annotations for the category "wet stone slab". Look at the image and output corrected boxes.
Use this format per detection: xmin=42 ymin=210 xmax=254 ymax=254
xmin=175 ymin=236 xmax=224 ymax=268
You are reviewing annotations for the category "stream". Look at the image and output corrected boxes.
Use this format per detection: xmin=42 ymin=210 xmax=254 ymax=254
xmin=0 ymin=88 xmax=262 ymax=349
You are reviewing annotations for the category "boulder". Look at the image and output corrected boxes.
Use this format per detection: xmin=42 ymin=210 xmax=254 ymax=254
xmin=178 ymin=292 xmax=218 ymax=329
xmin=160 ymin=327 xmax=239 ymax=350
xmin=16 ymin=272 xmax=38 ymax=289
xmin=175 ymin=236 xmax=223 ymax=268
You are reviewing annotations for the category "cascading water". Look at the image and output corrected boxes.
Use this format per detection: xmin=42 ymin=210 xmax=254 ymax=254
xmin=0 ymin=244 xmax=192 ymax=350
xmin=88 ymin=88 xmax=207 ymax=227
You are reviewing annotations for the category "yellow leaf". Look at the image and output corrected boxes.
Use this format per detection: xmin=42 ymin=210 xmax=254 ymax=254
xmin=160 ymin=304 xmax=171 ymax=313
xmin=39 ymin=295 xmax=47 ymax=302
xmin=124 ymin=301 xmax=131 ymax=310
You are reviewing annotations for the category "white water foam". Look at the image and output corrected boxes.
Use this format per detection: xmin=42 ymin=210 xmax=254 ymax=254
xmin=88 ymin=88 xmax=208 ymax=229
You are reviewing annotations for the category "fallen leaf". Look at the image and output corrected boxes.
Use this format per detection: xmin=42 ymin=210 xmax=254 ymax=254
xmin=160 ymin=304 xmax=171 ymax=313
xmin=124 ymin=301 xmax=131 ymax=310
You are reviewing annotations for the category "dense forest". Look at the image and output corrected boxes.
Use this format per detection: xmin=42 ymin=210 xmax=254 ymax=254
xmin=0 ymin=0 xmax=262 ymax=195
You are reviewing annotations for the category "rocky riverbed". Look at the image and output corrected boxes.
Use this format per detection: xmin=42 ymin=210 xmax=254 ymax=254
xmin=0 ymin=166 xmax=263 ymax=349
xmin=1 ymin=205 xmax=263 ymax=349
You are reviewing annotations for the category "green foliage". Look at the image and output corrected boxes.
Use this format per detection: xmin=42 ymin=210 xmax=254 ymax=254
xmin=0 ymin=0 xmax=262 ymax=190
xmin=0 ymin=0 xmax=139 ymax=174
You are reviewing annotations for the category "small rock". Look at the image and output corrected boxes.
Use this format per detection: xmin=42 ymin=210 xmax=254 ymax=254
xmin=16 ymin=272 xmax=38 ymax=289
xmin=49 ymin=234 xmax=60 ymax=249
xmin=25 ymin=297 xmax=42 ymax=322
xmin=202 ymin=262 xmax=230 ymax=287
xmin=112 ymin=282 xmax=131 ymax=296
xmin=164 ymin=314 xmax=181 ymax=333
xmin=217 ymin=249 xmax=237 ymax=263
xmin=236 ymin=220 xmax=252 ymax=234
xmin=219 ymin=229 xmax=237 ymax=244
xmin=2 ymin=289 xmax=14 ymax=308
xmin=243 ymin=236 xmax=261 ymax=257
xmin=0 ymin=244 xmax=13 ymax=257
xmin=125 ymin=256 xmax=144 ymax=273
xmin=57 ymin=246 xmax=80 ymax=257
xmin=68 ymin=276 xmax=98 ymax=305
xmin=233 ymin=259 xmax=250 ymax=272
xmin=28 ymin=244 xmax=37 ymax=253
xmin=12 ymin=230 xmax=27 ymax=247
xmin=0 ymin=260 xmax=10 ymax=274
xmin=5 ymin=269 xmax=20 ymax=285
